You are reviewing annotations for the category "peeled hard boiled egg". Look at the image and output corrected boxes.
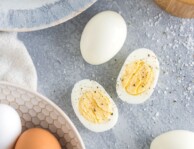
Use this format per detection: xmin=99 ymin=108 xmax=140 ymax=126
xmin=15 ymin=128 xmax=61 ymax=149
xmin=80 ymin=11 xmax=127 ymax=65
xmin=116 ymin=48 xmax=160 ymax=104
xmin=0 ymin=104 xmax=22 ymax=149
xmin=71 ymin=79 xmax=118 ymax=132
xmin=150 ymin=130 xmax=194 ymax=149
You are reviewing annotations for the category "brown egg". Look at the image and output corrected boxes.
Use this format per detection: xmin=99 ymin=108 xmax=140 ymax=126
xmin=15 ymin=128 xmax=61 ymax=149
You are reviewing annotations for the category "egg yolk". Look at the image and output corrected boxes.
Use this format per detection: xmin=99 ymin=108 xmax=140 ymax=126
xmin=121 ymin=60 xmax=154 ymax=95
xmin=79 ymin=91 xmax=113 ymax=124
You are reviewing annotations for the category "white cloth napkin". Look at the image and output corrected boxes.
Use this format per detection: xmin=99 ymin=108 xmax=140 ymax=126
xmin=0 ymin=32 xmax=37 ymax=90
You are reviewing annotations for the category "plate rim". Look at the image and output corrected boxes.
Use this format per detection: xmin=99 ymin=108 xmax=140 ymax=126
xmin=0 ymin=0 xmax=96 ymax=32
xmin=0 ymin=81 xmax=86 ymax=149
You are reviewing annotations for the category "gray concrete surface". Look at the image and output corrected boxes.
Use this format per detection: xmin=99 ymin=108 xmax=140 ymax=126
xmin=18 ymin=0 xmax=194 ymax=148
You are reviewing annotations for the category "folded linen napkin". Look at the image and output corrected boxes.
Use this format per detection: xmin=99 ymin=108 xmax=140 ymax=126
xmin=0 ymin=32 xmax=37 ymax=90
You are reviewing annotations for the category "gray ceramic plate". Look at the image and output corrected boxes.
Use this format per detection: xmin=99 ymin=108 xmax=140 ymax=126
xmin=0 ymin=82 xmax=85 ymax=149
xmin=0 ymin=0 xmax=96 ymax=32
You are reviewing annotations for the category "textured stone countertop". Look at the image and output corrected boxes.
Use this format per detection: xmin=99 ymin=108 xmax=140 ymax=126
xmin=18 ymin=0 xmax=194 ymax=148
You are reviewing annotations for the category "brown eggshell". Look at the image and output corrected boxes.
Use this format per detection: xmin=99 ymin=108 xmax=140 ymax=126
xmin=15 ymin=128 xmax=61 ymax=149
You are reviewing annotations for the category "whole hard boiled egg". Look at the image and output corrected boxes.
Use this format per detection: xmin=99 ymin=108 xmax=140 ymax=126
xmin=71 ymin=79 xmax=118 ymax=132
xmin=150 ymin=130 xmax=194 ymax=149
xmin=0 ymin=104 xmax=21 ymax=149
xmin=80 ymin=11 xmax=127 ymax=65
xmin=15 ymin=128 xmax=61 ymax=149
xmin=116 ymin=48 xmax=160 ymax=104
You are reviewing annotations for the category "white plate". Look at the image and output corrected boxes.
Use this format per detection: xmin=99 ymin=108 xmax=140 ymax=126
xmin=0 ymin=0 xmax=96 ymax=32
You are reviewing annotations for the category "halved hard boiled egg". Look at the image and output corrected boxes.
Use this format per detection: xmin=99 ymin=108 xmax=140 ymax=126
xmin=116 ymin=48 xmax=160 ymax=104
xmin=71 ymin=79 xmax=118 ymax=132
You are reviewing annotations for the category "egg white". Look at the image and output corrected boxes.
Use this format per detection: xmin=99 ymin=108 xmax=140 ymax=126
xmin=150 ymin=130 xmax=194 ymax=149
xmin=71 ymin=79 xmax=118 ymax=132
xmin=116 ymin=48 xmax=160 ymax=104
xmin=80 ymin=11 xmax=127 ymax=65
